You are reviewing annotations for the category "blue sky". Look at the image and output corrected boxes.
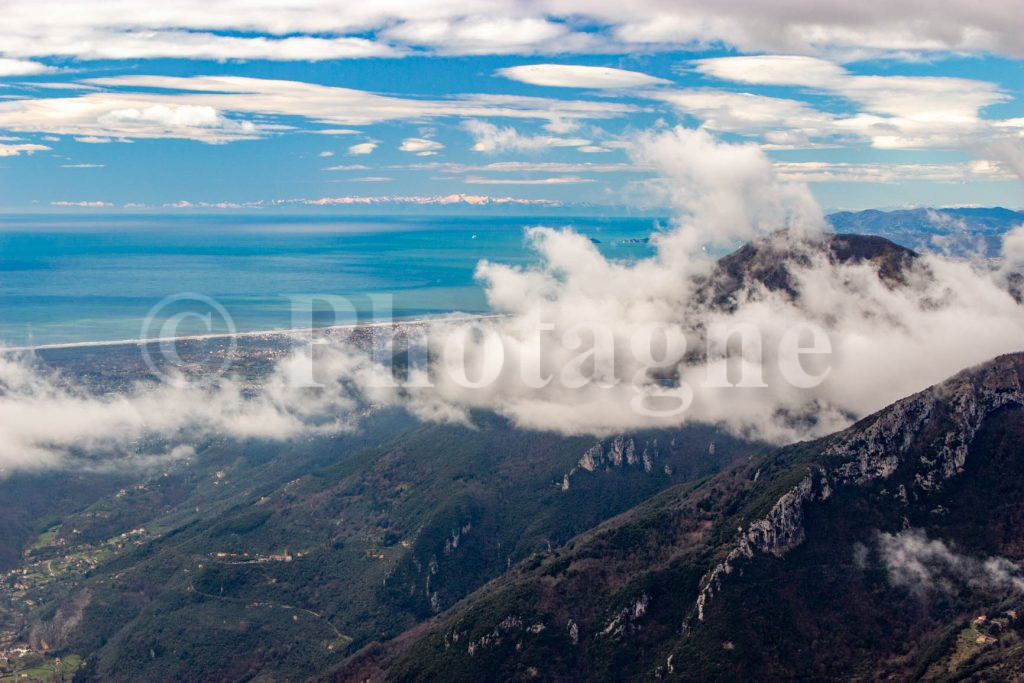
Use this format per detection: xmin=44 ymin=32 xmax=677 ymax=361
xmin=0 ymin=1 xmax=1022 ymax=213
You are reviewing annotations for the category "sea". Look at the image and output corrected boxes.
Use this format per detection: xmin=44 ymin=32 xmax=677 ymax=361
xmin=0 ymin=215 xmax=660 ymax=348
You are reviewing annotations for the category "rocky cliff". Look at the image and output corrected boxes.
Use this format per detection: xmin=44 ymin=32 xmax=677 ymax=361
xmin=368 ymin=353 xmax=1024 ymax=682
xmin=694 ymin=353 xmax=1024 ymax=625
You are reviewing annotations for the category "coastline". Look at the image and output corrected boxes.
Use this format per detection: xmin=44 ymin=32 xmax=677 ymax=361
xmin=0 ymin=313 xmax=502 ymax=354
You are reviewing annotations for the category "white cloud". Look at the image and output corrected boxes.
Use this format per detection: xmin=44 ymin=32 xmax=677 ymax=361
xmin=687 ymin=55 xmax=1011 ymax=150
xmin=773 ymin=160 xmax=1019 ymax=184
xmin=635 ymin=126 xmax=823 ymax=249
xmin=348 ymin=142 xmax=377 ymax=155
xmin=60 ymin=163 xmax=105 ymax=168
xmin=399 ymin=137 xmax=444 ymax=155
xmin=157 ymin=200 xmax=265 ymax=210
xmin=97 ymin=103 xmax=257 ymax=138
xmin=999 ymin=227 xmax=1024 ymax=279
xmin=464 ymin=176 xmax=595 ymax=184
xmin=463 ymin=119 xmax=590 ymax=153
xmin=350 ymin=176 xmax=391 ymax=182
xmin=318 ymin=150 xmax=334 ymax=157
xmin=351 ymin=127 xmax=1024 ymax=441
xmin=602 ymin=2 xmax=1024 ymax=59
xmin=324 ymin=164 xmax=370 ymax=171
xmin=380 ymin=15 xmax=582 ymax=55
xmin=50 ymin=200 xmax=113 ymax=207
xmin=5 ymin=31 xmax=398 ymax=62
xmin=0 ymin=345 xmax=368 ymax=470
xmin=690 ymin=55 xmax=848 ymax=88
xmin=543 ymin=118 xmax=581 ymax=134
xmin=400 ymin=160 xmax=646 ymax=174
xmin=985 ymin=138 xmax=1024 ymax=181
xmin=0 ymin=75 xmax=637 ymax=143
xmin=0 ymin=57 xmax=54 ymax=76
xmin=498 ymin=64 xmax=669 ymax=88
xmin=654 ymin=89 xmax=836 ymax=142
xmin=283 ymin=194 xmax=561 ymax=206
xmin=875 ymin=529 xmax=1024 ymax=597
xmin=1 ymin=2 xmax=1023 ymax=60
xmin=0 ymin=143 xmax=50 ymax=156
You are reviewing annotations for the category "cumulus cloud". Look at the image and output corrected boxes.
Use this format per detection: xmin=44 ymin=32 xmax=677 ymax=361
xmin=874 ymin=529 xmax=1024 ymax=597
xmin=498 ymin=64 xmax=670 ymax=88
xmin=635 ymin=127 xmax=823 ymax=248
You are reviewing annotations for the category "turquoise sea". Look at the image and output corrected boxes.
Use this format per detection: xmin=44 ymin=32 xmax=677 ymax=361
xmin=0 ymin=215 xmax=660 ymax=347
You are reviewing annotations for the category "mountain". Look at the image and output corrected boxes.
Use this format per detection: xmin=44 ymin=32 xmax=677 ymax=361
xmin=827 ymin=207 xmax=1024 ymax=256
xmin=362 ymin=353 xmax=1024 ymax=681
xmin=6 ymin=409 xmax=756 ymax=681
xmin=697 ymin=230 xmax=917 ymax=309
xmin=1 ymin=226 xmax=1013 ymax=680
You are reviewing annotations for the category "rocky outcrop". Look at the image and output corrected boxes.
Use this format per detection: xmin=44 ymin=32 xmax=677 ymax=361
xmin=442 ymin=522 xmax=472 ymax=555
xmin=600 ymin=593 xmax=651 ymax=638
xmin=694 ymin=354 xmax=1024 ymax=623
xmin=561 ymin=435 xmax=674 ymax=490
xmin=443 ymin=614 xmax=549 ymax=657
xmin=695 ymin=230 xmax=919 ymax=311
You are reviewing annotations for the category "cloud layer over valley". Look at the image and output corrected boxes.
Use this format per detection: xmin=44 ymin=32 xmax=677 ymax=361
xmin=2 ymin=127 xmax=1024 ymax=472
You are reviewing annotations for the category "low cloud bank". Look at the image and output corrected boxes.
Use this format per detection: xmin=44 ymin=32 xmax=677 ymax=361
xmin=3 ymin=127 xmax=1024 ymax=471
xmin=382 ymin=128 xmax=1024 ymax=441
xmin=0 ymin=347 xmax=374 ymax=472
xmin=872 ymin=529 xmax=1024 ymax=597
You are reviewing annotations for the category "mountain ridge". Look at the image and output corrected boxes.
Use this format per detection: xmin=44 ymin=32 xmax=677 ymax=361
xmin=363 ymin=352 xmax=1024 ymax=681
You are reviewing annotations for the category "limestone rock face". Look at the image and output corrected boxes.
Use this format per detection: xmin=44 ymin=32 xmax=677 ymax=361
xmin=695 ymin=353 xmax=1024 ymax=621
xmin=562 ymin=434 xmax=677 ymax=490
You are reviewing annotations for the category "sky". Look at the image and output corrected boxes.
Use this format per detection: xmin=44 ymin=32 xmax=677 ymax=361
xmin=0 ymin=0 xmax=1022 ymax=213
